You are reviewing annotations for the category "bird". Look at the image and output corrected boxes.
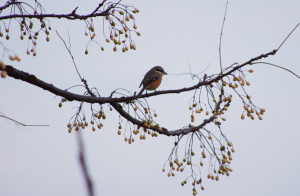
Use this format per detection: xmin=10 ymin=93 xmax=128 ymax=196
xmin=137 ymin=66 xmax=167 ymax=98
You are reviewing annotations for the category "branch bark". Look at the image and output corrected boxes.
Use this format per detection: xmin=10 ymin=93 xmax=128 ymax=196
xmin=0 ymin=0 xmax=112 ymax=21
xmin=1 ymin=49 xmax=277 ymax=136
xmin=2 ymin=49 xmax=277 ymax=103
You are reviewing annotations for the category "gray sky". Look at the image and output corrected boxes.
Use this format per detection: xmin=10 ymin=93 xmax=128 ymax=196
xmin=1 ymin=0 xmax=300 ymax=195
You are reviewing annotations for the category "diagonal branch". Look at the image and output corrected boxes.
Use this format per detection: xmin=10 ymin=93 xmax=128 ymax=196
xmin=2 ymin=63 xmax=230 ymax=136
xmin=2 ymin=49 xmax=279 ymax=106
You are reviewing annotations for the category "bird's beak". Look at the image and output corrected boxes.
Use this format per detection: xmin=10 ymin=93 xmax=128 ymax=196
xmin=164 ymin=72 xmax=168 ymax=75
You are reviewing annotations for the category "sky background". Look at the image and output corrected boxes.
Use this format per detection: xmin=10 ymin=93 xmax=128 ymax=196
xmin=1 ymin=0 xmax=300 ymax=195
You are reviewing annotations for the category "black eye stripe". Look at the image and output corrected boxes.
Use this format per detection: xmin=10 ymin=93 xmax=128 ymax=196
xmin=156 ymin=68 xmax=163 ymax=72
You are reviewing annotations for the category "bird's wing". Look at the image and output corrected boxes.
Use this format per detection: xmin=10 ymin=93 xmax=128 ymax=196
xmin=142 ymin=72 xmax=160 ymax=87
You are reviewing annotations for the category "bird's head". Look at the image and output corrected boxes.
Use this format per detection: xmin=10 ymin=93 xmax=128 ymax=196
xmin=153 ymin=66 xmax=167 ymax=75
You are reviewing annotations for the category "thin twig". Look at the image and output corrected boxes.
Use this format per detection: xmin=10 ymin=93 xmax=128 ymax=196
xmin=0 ymin=115 xmax=49 ymax=126
xmin=251 ymin=62 xmax=300 ymax=79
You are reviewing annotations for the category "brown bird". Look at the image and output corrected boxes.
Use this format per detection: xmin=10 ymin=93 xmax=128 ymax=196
xmin=137 ymin=66 xmax=167 ymax=98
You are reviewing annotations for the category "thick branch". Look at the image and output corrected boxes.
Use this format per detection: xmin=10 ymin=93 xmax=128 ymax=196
xmin=2 ymin=49 xmax=277 ymax=104
xmin=2 ymin=49 xmax=276 ymax=136
xmin=3 ymin=63 xmax=227 ymax=136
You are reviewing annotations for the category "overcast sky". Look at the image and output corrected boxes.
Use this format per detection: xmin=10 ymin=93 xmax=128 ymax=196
xmin=1 ymin=0 xmax=300 ymax=196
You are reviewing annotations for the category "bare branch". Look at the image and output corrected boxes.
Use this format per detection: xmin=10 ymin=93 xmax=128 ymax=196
xmin=0 ymin=0 xmax=112 ymax=21
xmin=1 ymin=49 xmax=279 ymax=104
xmin=0 ymin=114 xmax=49 ymax=126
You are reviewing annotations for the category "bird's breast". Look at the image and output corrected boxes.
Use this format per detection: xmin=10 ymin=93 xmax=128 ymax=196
xmin=146 ymin=76 xmax=162 ymax=90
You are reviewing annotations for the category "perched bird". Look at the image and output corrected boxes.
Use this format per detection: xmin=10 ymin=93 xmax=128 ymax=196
xmin=137 ymin=66 xmax=167 ymax=98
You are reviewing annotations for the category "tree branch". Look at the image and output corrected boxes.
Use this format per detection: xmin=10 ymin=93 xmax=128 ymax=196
xmin=1 ymin=49 xmax=278 ymax=105
xmin=0 ymin=0 xmax=112 ymax=21
xmin=0 ymin=0 xmax=21 ymax=12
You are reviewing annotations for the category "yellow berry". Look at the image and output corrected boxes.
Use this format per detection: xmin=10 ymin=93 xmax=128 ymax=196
xmin=0 ymin=61 xmax=5 ymax=69
xmin=1 ymin=71 xmax=7 ymax=78
xmin=85 ymin=50 xmax=88 ymax=55
xmin=9 ymin=56 xmax=15 ymax=61
xmin=249 ymin=69 xmax=253 ymax=73
xmin=200 ymin=161 xmax=203 ymax=166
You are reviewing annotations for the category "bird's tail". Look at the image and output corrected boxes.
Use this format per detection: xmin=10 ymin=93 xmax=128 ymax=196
xmin=136 ymin=86 xmax=146 ymax=99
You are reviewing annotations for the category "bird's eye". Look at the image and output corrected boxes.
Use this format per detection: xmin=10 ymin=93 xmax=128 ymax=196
xmin=156 ymin=68 xmax=163 ymax=72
